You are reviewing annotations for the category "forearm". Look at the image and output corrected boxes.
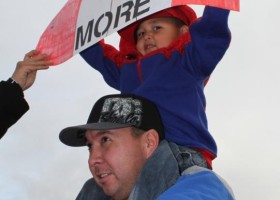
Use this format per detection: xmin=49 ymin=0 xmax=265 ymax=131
xmin=188 ymin=6 xmax=231 ymax=76
xmin=80 ymin=41 xmax=122 ymax=90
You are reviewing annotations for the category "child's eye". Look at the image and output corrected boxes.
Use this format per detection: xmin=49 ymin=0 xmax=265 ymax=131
xmin=137 ymin=31 xmax=145 ymax=38
xmin=153 ymin=26 xmax=162 ymax=31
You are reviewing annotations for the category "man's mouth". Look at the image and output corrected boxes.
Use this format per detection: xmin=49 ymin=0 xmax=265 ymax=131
xmin=95 ymin=172 xmax=113 ymax=185
xmin=98 ymin=173 xmax=110 ymax=179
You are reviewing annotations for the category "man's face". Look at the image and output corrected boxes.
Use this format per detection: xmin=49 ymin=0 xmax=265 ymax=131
xmin=85 ymin=127 xmax=148 ymax=200
xmin=135 ymin=17 xmax=188 ymax=55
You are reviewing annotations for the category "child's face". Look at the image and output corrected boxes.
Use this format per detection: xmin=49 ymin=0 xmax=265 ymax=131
xmin=135 ymin=17 xmax=188 ymax=55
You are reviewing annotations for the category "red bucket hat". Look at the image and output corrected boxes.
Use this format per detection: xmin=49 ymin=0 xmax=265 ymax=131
xmin=118 ymin=5 xmax=197 ymax=50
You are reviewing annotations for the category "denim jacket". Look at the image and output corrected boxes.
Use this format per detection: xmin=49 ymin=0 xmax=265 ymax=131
xmin=76 ymin=140 xmax=208 ymax=200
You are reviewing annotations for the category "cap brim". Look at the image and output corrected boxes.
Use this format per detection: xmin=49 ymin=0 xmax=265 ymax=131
xmin=59 ymin=122 xmax=132 ymax=147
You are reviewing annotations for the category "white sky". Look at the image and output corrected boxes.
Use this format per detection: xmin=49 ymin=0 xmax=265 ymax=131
xmin=1 ymin=0 xmax=280 ymax=200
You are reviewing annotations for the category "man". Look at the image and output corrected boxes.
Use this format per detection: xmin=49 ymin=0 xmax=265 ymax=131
xmin=0 ymin=50 xmax=50 ymax=138
xmin=59 ymin=94 xmax=235 ymax=200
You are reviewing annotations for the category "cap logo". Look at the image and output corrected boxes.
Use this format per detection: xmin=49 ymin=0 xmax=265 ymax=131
xmin=99 ymin=97 xmax=142 ymax=127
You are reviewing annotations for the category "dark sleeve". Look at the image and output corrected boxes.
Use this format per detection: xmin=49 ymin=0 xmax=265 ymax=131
xmin=0 ymin=80 xmax=29 ymax=139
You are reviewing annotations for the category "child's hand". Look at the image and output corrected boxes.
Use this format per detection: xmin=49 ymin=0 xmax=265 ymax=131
xmin=12 ymin=50 xmax=52 ymax=91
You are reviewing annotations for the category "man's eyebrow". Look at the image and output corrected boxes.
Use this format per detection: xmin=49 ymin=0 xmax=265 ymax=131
xmin=88 ymin=130 xmax=111 ymax=137
xmin=85 ymin=131 xmax=109 ymax=145
xmin=96 ymin=130 xmax=110 ymax=135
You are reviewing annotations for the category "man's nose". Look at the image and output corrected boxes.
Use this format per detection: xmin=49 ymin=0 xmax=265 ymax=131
xmin=88 ymin=146 xmax=102 ymax=167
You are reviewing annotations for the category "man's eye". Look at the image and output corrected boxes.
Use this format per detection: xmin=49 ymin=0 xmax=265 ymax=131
xmin=101 ymin=136 xmax=110 ymax=144
xmin=87 ymin=144 xmax=92 ymax=151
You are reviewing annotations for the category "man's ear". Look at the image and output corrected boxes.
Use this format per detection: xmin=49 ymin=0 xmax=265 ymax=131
xmin=142 ymin=129 xmax=159 ymax=158
xmin=179 ymin=25 xmax=189 ymax=35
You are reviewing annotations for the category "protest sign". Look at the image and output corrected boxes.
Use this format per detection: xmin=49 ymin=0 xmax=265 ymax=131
xmin=36 ymin=0 xmax=239 ymax=65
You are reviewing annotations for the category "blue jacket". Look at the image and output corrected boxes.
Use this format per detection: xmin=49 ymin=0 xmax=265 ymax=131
xmin=157 ymin=166 xmax=235 ymax=200
xmin=80 ymin=6 xmax=231 ymax=157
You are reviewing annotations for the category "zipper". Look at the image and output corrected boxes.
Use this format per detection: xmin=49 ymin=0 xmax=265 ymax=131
xmin=136 ymin=58 xmax=143 ymax=82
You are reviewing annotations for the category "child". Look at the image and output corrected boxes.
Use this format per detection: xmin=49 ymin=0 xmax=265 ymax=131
xmin=79 ymin=5 xmax=231 ymax=168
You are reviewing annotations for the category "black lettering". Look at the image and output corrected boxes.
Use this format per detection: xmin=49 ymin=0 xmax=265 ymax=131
xmin=120 ymin=1 xmax=134 ymax=22
xmin=94 ymin=12 xmax=113 ymax=37
xmin=133 ymin=0 xmax=150 ymax=18
xmin=75 ymin=19 xmax=94 ymax=50
xmin=75 ymin=0 xmax=151 ymax=50
xmin=114 ymin=5 xmax=122 ymax=28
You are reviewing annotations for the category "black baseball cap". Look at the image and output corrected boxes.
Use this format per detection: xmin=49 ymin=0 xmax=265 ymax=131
xmin=59 ymin=94 xmax=164 ymax=146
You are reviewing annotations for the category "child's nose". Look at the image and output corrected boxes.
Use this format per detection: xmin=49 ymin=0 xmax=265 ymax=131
xmin=144 ymin=31 xmax=153 ymax=40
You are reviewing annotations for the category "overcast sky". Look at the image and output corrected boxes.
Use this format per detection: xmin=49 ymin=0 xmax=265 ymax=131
xmin=1 ymin=1 xmax=280 ymax=200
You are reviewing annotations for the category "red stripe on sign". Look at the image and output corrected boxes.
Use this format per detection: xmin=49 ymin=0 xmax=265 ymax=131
xmin=171 ymin=0 xmax=239 ymax=11
xmin=36 ymin=0 xmax=82 ymax=66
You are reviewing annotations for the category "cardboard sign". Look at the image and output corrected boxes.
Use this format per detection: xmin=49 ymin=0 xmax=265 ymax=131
xmin=36 ymin=0 xmax=239 ymax=65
